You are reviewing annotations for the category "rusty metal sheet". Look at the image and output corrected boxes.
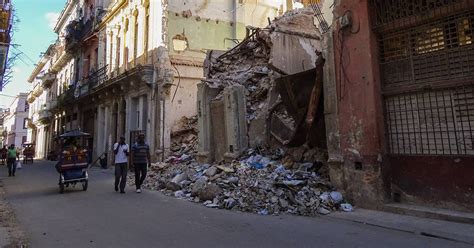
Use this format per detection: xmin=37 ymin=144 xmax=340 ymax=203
xmin=275 ymin=69 xmax=317 ymax=123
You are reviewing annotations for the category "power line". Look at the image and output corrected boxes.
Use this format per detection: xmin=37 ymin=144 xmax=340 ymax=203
xmin=0 ymin=93 xmax=18 ymax=98
xmin=10 ymin=46 xmax=36 ymax=65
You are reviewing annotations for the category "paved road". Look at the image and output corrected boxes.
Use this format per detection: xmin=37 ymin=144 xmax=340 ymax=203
xmin=0 ymin=161 xmax=470 ymax=248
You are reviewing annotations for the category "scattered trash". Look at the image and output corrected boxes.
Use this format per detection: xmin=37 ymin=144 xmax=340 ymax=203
xmin=128 ymin=146 xmax=346 ymax=217
xmin=330 ymin=191 xmax=343 ymax=204
xmin=340 ymin=203 xmax=353 ymax=212
xmin=258 ymin=209 xmax=269 ymax=215
xmin=174 ymin=190 xmax=185 ymax=198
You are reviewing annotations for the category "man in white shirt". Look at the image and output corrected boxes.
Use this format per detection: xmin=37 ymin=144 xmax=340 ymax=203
xmin=114 ymin=137 xmax=129 ymax=193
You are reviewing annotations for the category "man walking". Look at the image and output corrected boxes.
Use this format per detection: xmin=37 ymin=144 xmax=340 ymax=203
xmin=7 ymin=144 xmax=17 ymax=177
xmin=113 ymin=137 xmax=129 ymax=193
xmin=131 ymin=133 xmax=151 ymax=193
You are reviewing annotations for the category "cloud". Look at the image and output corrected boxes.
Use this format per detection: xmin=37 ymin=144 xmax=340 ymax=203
xmin=45 ymin=12 xmax=60 ymax=30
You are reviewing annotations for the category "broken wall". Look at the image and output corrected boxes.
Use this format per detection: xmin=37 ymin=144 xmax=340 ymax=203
xmin=162 ymin=1 xmax=284 ymax=157
xmin=199 ymin=9 xmax=327 ymax=163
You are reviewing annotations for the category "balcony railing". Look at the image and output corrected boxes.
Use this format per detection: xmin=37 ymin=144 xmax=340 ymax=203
xmin=41 ymin=72 xmax=57 ymax=89
xmin=64 ymin=17 xmax=94 ymax=51
xmin=56 ymin=87 xmax=75 ymax=109
xmin=37 ymin=109 xmax=51 ymax=124
xmin=78 ymin=65 xmax=109 ymax=97
xmin=88 ymin=65 xmax=108 ymax=88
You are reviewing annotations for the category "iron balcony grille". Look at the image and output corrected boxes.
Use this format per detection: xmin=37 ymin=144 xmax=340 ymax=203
xmin=379 ymin=10 xmax=474 ymax=93
xmin=385 ymin=85 xmax=474 ymax=156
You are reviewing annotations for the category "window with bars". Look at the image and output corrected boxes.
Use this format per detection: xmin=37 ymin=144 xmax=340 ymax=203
xmin=373 ymin=0 xmax=467 ymax=27
xmin=385 ymin=86 xmax=474 ymax=155
xmin=379 ymin=11 xmax=474 ymax=90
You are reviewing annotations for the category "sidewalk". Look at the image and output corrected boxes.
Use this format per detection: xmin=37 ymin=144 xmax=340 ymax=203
xmin=326 ymin=208 xmax=474 ymax=245
xmin=0 ymin=179 xmax=28 ymax=247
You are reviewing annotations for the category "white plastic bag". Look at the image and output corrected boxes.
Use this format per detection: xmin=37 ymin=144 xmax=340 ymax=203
xmin=16 ymin=161 xmax=22 ymax=169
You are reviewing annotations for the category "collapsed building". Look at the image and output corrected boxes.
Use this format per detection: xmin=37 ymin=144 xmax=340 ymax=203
xmin=132 ymin=9 xmax=351 ymax=217
xmin=197 ymin=8 xmax=327 ymax=164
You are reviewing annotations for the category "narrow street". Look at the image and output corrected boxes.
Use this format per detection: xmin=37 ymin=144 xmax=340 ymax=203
xmin=0 ymin=161 xmax=469 ymax=248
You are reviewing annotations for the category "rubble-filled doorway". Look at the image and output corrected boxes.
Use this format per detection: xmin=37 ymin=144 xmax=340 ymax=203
xmin=375 ymin=0 xmax=474 ymax=210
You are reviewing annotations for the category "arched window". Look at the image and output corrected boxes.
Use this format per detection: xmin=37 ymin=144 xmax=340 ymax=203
xmin=123 ymin=18 xmax=129 ymax=69
xmin=144 ymin=4 xmax=150 ymax=61
xmin=133 ymin=10 xmax=139 ymax=65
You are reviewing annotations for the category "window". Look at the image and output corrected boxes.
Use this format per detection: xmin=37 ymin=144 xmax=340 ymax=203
xmin=123 ymin=19 xmax=129 ymax=68
xmin=133 ymin=12 xmax=139 ymax=64
xmin=116 ymin=36 xmax=121 ymax=70
xmin=144 ymin=6 xmax=150 ymax=60
xmin=24 ymin=102 xmax=29 ymax=112
xmin=23 ymin=118 xmax=28 ymax=129
xmin=109 ymin=32 xmax=114 ymax=72
xmin=22 ymin=136 xmax=27 ymax=144
xmin=94 ymin=48 xmax=99 ymax=71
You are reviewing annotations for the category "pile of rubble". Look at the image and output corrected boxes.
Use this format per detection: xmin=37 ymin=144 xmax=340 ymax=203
xmin=130 ymin=146 xmax=352 ymax=216
xmin=127 ymin=9 xmax=352 ymax=216
xmin=204 ymin=8 xmax=322 ymax=122
xmin=170 ymin=116 xmax=198 ymax=159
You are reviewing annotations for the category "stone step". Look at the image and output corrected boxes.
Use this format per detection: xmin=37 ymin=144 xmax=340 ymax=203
xmin=383 ymin=203 xmax=474 ymax=225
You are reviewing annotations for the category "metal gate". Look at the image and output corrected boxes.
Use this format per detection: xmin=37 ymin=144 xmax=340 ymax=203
xmin=374 ymin=0 xmax=474 ymax=208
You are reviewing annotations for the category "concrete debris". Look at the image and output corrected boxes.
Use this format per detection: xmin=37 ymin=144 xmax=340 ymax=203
xmin=200 ymin=8 xmax=326 ymax=165
xmin=125 ymin=9 xmax=347 ymax=217
xmin=204 ymin=9 xmax=321 ymax=124
xmin=170 ymin=116 xmax=198 ymax=157
xmin=204 ymin=166 xmax=218 ymax=177
xmin=129 ymin=146 xmax=349 ymax=217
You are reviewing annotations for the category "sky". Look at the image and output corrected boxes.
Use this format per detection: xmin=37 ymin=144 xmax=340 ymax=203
xmin=0 ymin=0 xmax=65 ymax=108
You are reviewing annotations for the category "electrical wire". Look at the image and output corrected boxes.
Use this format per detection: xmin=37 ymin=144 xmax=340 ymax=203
xmin=0 ymin=93 xmax=16 ymax=98
xmin=11 ymin=46 xmax=36 ymax=65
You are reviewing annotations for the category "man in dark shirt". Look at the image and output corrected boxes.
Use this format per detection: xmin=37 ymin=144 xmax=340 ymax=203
xmin=131 ymin=133 xmax=151 ymax=193
xmin=7 ymin=144 xmax=17 ymax=177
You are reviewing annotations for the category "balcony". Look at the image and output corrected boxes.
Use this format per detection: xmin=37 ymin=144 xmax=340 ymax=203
xmin=27 ymin=92 xmax=36 ymax=104
xmin=78 ymin=65 xmax=108 ymax=97
xmin=56 ymin=87 xmax=75 ymax=110
xmin=32 ymin=85 xmax=43 ymax=98
xmin=37 ymin=108 xmax=51 ymax=124
xmin=41 ymin=72 xmax=57 ymax=89
xmin=64 ymin=17 xmax=94 ymax=51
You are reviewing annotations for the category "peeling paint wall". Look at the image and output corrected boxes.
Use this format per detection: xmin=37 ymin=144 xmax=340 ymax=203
xmin=327 ymin=0 xmax=387 ymax=207
xmin=167 ymin=0 xmax=281 ymax=58
xmin=161 ymin=0 xmax=282 ymax=155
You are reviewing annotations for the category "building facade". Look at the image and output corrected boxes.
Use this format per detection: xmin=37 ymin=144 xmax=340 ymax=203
xmin=325 ymin=0 xmax=474 ymax=211
xmin=2 ymin=93 xmax=28 ymax=148
xmin=26 ymin=45 xmax=57 ymax=158
xmin=29 ymin=0 xmax=285 ymax=164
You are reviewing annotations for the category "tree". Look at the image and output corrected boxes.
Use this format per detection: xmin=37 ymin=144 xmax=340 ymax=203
xmin=1 ymin=5 xmax=20 ymax=90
